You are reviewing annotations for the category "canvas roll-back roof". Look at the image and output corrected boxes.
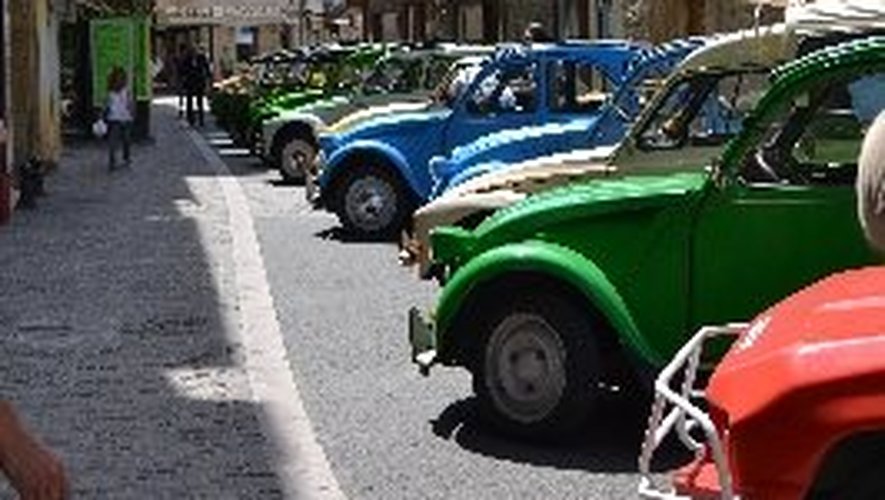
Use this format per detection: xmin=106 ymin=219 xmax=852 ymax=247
xmin=677 ymin=24 xmax=794 ymax=72
xmin=786 ymin=0 xmax=885 ymax=32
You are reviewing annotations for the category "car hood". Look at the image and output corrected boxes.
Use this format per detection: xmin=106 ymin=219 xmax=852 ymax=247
xmin=472 ymin=172 xmax=708 ymax=245
xmin=431 ymin=149 xmax=616 ymax=205
xmin=327 ymin=101 xmax=432 ymax=134
xmin=266 ymin=96 xmax=352 ymax=126
xmin=437 ymin=118 xmax=602 ymax=182
xmin=707 ymin=266 xmax=885 ymax=424
xmin=333 ymin=108 xmax=449 ymax=144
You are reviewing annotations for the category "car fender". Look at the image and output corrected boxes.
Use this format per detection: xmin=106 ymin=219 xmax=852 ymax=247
xmin=321 ymin=139 xmax=422 ymax=198
xmin=269 ymin=115 xmax=324 ymax=156
xmin=435 ymin=240 xmax=659 ymax=366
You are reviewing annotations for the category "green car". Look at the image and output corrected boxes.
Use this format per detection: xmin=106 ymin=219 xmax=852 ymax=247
xmin=409 ymin=37 xmax=885 ymax=439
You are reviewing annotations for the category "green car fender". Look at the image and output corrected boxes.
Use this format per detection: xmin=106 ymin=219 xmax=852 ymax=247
xmin=434 ymin=239 xmax=661 ymax=367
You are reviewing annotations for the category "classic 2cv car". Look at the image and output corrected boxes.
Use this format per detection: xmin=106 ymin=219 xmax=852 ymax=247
xmin=261 ymin=45 xmax=493 ymax=182
xmin=637 ymin=267 xmax=885 ymax=500
xmin=408 ymin=36 xmax=885 ymax=439
xmin=424 ymin=37 xmax=708 ymax=198
xmin=309 ymin=41 xmax=656 ymax=239
xmin=403 ymin=24 xmax=793 ymax=277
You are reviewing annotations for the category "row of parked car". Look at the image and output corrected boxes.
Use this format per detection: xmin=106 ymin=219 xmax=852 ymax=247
xmin=211 ymin=2 xmax=885 ymax=496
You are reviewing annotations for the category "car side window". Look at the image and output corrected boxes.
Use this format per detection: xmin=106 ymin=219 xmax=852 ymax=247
xmin=742 ymin=71 xmax=885 ymax=186
xmin=638 ymin=71 xmax=767 ymax=150
xmin=548 ymin=60 xmax=613 ymax=113
xmin=467 ymin=62 xmax=537 ymax=115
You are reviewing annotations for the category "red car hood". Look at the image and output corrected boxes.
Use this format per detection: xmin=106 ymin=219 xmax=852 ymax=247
xmin=707 ymin=267 xmax=885 ymax=424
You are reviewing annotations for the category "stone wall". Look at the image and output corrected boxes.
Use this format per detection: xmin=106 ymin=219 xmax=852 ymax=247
xmin=9 ymin=0 xmax=61 ymax=168
xmin=622 ymin=0 xmax=783 ymax=43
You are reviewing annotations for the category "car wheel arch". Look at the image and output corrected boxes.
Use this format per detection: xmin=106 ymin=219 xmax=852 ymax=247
xmin=435 ymin=241 xmax=660 ymax=376
xmin=326 ymin=147 xmax=420 ymax=205
xmin=272 ymin=121 xmax=316 ymax=161
xmin=806 ymin=430 xmax=885 ymax=499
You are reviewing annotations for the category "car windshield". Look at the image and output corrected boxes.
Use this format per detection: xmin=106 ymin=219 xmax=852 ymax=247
xmin=609 ymin=74 xmax=670 ymax=122
xmin=741 ymin=70 xmax=885 ymax=185
xmin=465 ymin=63 xmax=537 ymax=114
xmin=362 ymin=56 xmax=425 ymax=93
xmin=431 ymin=61 xmax=485 ymax=109
xmin=637 ymin=69 xmax=769 ymax=150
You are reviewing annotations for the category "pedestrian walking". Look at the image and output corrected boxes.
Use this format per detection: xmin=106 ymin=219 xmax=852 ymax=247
xmin=183 ymin=46 xmax=211 ymax=127
xmin=105 ymin=66 xmax=134 ymax=171
xmin=173 ymin=44 xmax=189 ymax=118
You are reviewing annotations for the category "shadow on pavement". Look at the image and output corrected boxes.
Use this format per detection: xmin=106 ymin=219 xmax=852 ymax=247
xmin=313 ymin=226 xmax=402 ymax=246
xmin=430 ymin=393 xmax=693 ymax=474
xmin=0 ymin=100 xmax=289 ymax=497
xmin=269 ymin=178 xmax=305 ymax=187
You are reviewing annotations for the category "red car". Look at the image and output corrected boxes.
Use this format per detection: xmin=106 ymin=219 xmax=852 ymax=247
xmin=639 ymin=266 xmax=885 ymax=499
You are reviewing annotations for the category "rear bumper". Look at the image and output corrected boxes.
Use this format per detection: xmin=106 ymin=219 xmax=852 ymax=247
xmin=407 ymin=307 xmax=437 ymax=376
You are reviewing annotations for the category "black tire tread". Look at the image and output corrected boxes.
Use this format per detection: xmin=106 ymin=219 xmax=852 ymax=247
xmin=470 ymin=281 xmax=601 ymax=441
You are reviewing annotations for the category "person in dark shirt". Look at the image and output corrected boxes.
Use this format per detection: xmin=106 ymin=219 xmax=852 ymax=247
xmin=524 ymin=22 xmax=554 ymax=43
xmin=182 ymin=45 xmax=211 ymax=127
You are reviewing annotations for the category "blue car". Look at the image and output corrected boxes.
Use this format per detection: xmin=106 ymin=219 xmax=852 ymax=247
xmin=429 ymin=37 xmax=708 ymax=198
xmin=313 ymin=41 xmax=656 ymax=239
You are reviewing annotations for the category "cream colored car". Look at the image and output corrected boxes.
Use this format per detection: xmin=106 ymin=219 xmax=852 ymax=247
xmin=403 ymin=24 xmax=797 ymax=278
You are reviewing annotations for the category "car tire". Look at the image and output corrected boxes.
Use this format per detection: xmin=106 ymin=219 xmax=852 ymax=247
xmin=472 ymin=287 xmax=600 ymax=441
xmin=842 ymin=462 xmax=885 ymax=500
xmin=279 ymin=136 xmax=316 ymax=184
xmin=332 ymin=164 xmax=411 ymax=240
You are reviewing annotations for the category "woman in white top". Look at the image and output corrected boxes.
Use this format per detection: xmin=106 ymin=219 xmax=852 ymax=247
xmin=105 ymin=66 xmax=134 ymax=171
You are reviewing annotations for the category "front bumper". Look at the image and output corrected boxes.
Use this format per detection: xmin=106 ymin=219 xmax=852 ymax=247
xmin=260 ymin=124 xmax=279 ymax=162
xmin=305 ymin=151 xmax=324 ymax=208
xmin=407 ymin=308 xmax=437 ymax=376
xmin=638 ymin=323 xmax=746 ymax=500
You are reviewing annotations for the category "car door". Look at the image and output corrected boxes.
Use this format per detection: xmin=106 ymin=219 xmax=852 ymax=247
xmin=443 ymin=57 xmax=540 ymax=151
xmin=689 ymin=74 xmax=883 ymax=331
xmin=540 ymin=57 xmax=623 ymax=155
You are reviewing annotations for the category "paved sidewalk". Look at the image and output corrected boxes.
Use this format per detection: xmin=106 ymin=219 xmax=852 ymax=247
xmin=0 ymin=102 xmax=284 ymax=498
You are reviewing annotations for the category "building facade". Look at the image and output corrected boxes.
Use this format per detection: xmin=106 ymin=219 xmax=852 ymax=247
xmin=356 ymin=0 xmax=783 ymax=44
xmin=154 ymin=0 xmax=333 ymax=82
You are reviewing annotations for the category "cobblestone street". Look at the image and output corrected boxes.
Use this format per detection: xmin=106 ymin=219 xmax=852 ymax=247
xmin=0 ymin=99 xmax=657 ymax=499
xmin=0 ymin=103 xmax=285 ymax=498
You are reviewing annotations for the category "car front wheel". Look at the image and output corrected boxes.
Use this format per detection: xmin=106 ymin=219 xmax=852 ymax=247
xmin=279 ymin=136 xmax=315 ymax=183
xmin=472 ymin=289 xmax=600 ymax=440
xmin=333 ymin=165 xmax=411 ymax=240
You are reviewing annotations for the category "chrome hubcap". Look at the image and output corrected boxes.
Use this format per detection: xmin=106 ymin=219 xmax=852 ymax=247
xmin=485 ymin=313 xmax=566 ymax=424
xmin=344 ymin=175 xmax=397 ymax=232
xmin=282 ymin=140 xmax=314 ymax=179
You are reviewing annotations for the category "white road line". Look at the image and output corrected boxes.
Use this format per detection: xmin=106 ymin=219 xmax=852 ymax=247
xmin=187 ymin=126 xmax=346 ymax=500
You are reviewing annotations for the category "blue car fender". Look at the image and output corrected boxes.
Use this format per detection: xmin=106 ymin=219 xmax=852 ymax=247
xmin=320 ymin=139 xmax=423 ymax=200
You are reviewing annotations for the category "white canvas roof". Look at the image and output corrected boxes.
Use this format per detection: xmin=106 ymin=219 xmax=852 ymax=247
xmin=678 ymin=24 xmax=795 ymax=72
xmin=786 ymin=0 xmax=885 ymax=32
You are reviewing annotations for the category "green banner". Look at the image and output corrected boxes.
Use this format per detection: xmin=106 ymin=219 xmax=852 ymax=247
xmin=133 ymin=18 xmax=151 ymax=100
xmin=91 ymin=17 xmax=152 ymax=107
